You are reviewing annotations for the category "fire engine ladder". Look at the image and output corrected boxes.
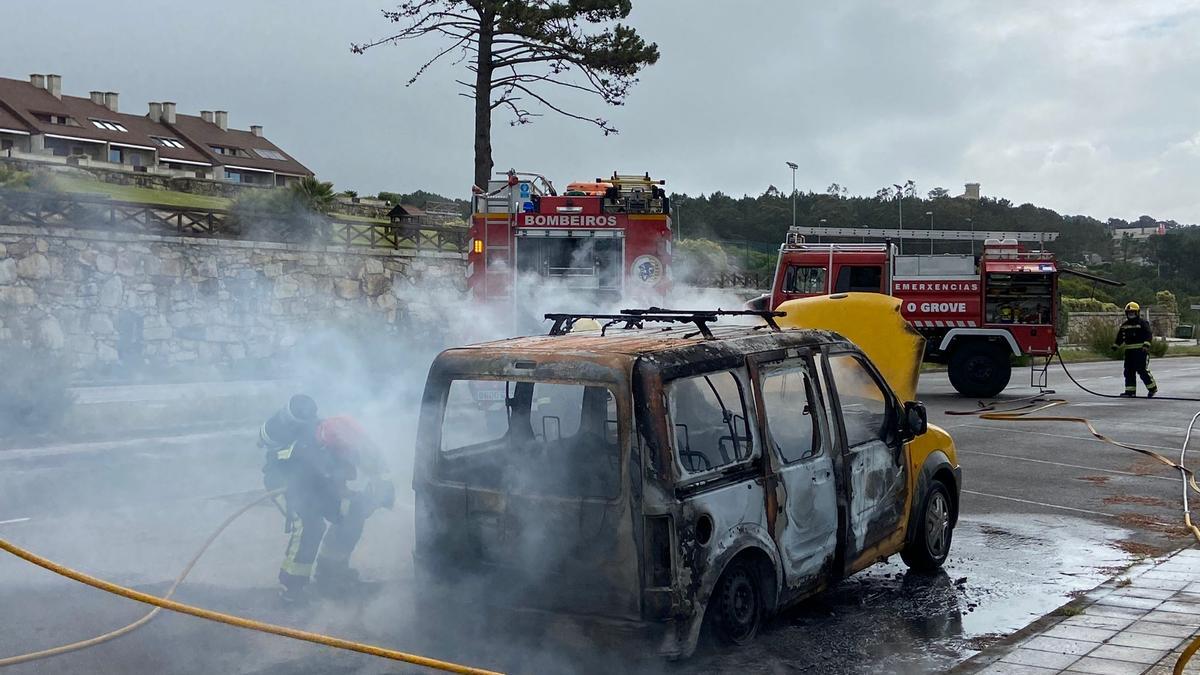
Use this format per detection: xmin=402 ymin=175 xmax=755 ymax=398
xmin=478 ymin=187 xmax=516 ymax=303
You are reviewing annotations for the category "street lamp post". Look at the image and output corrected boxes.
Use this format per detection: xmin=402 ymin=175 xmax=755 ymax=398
xmin=786 ymin=162 xmax=798 ymax=231
xmin=926 ymin=211 xmax=934 ymax=254
xmin=818 ymin=218 xmax=827 ymax=243
xmin=893 ymin=183 xmax=904 ymax=254
xmin=966 ymin=217 xmax=974 ymax=256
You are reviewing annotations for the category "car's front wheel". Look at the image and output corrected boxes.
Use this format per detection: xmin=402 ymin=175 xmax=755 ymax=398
xmin=901 ymin=480 xmax=954 ymax=571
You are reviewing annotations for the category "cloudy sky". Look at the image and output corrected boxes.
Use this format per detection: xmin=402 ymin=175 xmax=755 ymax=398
xmin=8 ymin=1 xmax=1200 ymax=222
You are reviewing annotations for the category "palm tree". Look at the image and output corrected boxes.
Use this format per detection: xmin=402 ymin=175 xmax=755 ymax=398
xmin=290 ymin=177 xmax=336 ymax=214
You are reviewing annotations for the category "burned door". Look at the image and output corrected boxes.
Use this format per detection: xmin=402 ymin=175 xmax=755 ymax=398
xmin=817 ymin=352 xmax=907 ymax=569
xmin=753 ymin=355 xmax=838 ymax=594
xmin=666 ymin=369 xmax=765 ymax=579
xmin=515 ymin=229 xmax=624 ymax=306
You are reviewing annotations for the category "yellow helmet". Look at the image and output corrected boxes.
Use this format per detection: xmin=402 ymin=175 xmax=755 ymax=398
xmin=1125 ymin=301 xmax=1140 ymax=312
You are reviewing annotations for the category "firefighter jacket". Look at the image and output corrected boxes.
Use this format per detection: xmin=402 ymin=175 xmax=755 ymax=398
xmin=1114 ymin=316 xmax=1153 ymax=352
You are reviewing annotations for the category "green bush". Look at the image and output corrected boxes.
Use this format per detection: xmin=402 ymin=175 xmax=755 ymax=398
xmin=1154 ymin=290 xmax=1178 ymax=316
xmin=1080 ymin=319 xmax=1120 ymax=359
xmin=1062 ymin=296 xmax=1120 ymax=313
xmin=0 ymin=345 xmax=76 ymax=438
xmin=1149 ymin=337 xmax=1168 ymax=358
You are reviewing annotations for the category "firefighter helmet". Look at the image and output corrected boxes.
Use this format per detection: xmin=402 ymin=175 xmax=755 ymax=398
xmin=317 ymin=415 xmax=369 ymax=458
xmin=1125 ymin=302 xmax=1140 ymax=312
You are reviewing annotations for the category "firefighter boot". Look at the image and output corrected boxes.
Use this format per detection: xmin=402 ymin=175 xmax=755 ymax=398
xmin=1148 ymin=387 xmax=1158 ymax=398
xmin=1119 ymin=392 xmax=1136 ymax=398
xmin=278 ymin=570 xmax=312 ymax=606
xmin=312 ymin=558 xmax=364 ymax=598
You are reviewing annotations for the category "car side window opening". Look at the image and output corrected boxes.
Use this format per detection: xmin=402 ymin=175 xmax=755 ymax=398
xmin=760 ymin=361 xmax=823 ymax=463
xmin=834 ymin=265 xmax=884 ymax=293
xmin=784 ymin=265 xmax=827 ymax=294
xmin=827 ymin=354 xmax=895 ymax=448
xmin=668 ymin=370 xmax=753 ymax=475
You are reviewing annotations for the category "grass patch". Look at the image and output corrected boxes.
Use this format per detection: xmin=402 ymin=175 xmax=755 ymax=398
xmin=1054 ymin=605 xmax=1085 ymax=617
xmin=54 ymin=176 xmax=231 ymax=209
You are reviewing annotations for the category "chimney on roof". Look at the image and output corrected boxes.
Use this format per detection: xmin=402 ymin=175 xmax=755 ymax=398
xmin=214 ymin=110 xmax=228 ymax=131
xmin=148 ymin=102 xmax=163 ymax=123
xmin=963 ymin=182 xmax=981 ymax=200
xmin=201 ymin=110 xmax=214 ymax=123
xmin=30 ymin=74 xmax=45 ymax=90
xmin=161 ymin=102 xmax=176 ymax=124
xmin=103 ymin=92 xmax=118 ymax=113
xmin=90 ymin=91 xmax=106 ymax=105
xmin=250 ymin=125 xmax=263 ymax=137
xmin=46 ymin=74 xmax=62 ymax=99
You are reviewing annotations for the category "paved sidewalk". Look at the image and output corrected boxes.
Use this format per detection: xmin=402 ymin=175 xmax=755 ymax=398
xmin=956 ymin=547 xmax=1200 ymax=675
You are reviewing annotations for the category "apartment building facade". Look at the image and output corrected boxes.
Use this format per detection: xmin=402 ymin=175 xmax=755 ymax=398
xmin=0 ymin=73 xmax=312 ymax=186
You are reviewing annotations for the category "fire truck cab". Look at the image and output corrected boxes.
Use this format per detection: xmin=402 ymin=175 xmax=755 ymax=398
xmin=467 ymin=171 xmax=673 ymax=314
xmin=760 ymin=231 xmax=1058 ymax=397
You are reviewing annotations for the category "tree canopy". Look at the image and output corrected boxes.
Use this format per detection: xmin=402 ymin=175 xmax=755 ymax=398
xmin=353 ymin=0 xmax=659 ymax=189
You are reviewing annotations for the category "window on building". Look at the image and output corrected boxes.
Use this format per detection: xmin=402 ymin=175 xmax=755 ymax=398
xmin=1 ymin=139 xmax=12 ymax=152
xmin=108 ymin=147 xmax=124 ymax=164
xmin=90 ymin=119 xmax=128 ymax=132
xmin=254 ymin=148 xmax=287 ymax=160
xmin=36 ymin=113 xmax=77 ymax=126
xmin=669 ymin=370 xmax=753 ymax=475
xmin=152 ymin=137 xmax=186 ymax=149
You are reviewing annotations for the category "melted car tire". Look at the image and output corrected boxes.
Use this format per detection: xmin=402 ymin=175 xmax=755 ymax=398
xmin=901 ymin=480 xmax=954 ymax=572
xmin=711 ymin=560 xmax=762 ymax=645
xmin=948 ymin=342 xmax=1012 ymax=398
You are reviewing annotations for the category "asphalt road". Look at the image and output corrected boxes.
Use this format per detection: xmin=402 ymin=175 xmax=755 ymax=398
xmin=1 ymin=357 xmax=1198 ymax=674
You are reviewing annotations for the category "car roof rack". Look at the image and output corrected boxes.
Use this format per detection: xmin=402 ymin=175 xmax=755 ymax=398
xmin=545 ymin=308 xmax=785 ymax=339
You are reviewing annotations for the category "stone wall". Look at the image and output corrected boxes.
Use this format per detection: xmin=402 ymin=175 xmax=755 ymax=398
xmin=0 ymin=223 xmax=465 ymax=380
xmin=1066 ymin=311 xmax=1178 ymax=344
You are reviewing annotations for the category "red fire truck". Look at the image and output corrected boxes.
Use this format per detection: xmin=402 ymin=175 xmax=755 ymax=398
xmin=756 ymin=229 xmax=1060 ymax=397
xmin=467 ymin=171 xmax=672 ymax=313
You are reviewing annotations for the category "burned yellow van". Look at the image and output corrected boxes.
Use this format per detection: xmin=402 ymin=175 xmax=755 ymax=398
xmin=413 ymin=309 xmax=960 ymax=658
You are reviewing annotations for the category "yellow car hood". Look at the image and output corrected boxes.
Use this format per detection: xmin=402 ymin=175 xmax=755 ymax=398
xmin=775 ymin=293 xmax=925 ymax=402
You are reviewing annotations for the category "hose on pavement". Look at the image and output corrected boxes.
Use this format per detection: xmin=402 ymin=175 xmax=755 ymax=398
xmin=0 ymin=489 xmax=503 ymax=675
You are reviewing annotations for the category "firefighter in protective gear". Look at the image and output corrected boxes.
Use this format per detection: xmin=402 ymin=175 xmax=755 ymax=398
xmin=260 ymin=398 xmax=394 ymax=602
xmin=1112 ymin=302 xmax=1158 ymax=398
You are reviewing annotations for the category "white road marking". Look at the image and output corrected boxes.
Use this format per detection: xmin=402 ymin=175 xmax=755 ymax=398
xmin=962 ymin=490 xmax=1118 ymax=518
xmin=957 ymin=449 xmax=1178 ymax=482
xmin=0 ymin=518 xmax=31 ymax=526
xmin=954 ymin=424 xmax=1185 ymax=452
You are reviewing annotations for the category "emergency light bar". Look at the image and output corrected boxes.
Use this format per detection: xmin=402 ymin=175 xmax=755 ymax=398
xmin=788 ymin=226 xmax=1057 ymax=242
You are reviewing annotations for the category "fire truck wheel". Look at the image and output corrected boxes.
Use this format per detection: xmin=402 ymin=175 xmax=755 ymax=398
xmin=947 ymin=342 xmax=1012 ymax=398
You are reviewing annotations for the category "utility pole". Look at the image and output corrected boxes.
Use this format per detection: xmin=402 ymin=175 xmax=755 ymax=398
xmin=966 ymin=217 xmax=974 ymax=256
xmin=786 ymin=162 xmax=798 ymax=231
xmin=894 ymin=183 xmax=904 ymax=254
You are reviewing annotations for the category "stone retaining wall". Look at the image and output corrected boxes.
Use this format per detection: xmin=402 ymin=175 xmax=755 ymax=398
xmin=0 ymin=223 xmax=465 ymax=379
xmin=1066 ymin=310 xmax=1178 ymax=344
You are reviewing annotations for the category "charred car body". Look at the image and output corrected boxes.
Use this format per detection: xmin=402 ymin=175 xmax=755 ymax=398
xmin=413 ymin=308 xmax=961 ymax=657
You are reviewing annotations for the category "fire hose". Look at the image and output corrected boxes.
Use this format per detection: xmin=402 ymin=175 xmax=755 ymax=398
xmin=0 ymin=488 xmax=503 ymax=675
xmin=948 ymin=396 xmax=1200 ymax=674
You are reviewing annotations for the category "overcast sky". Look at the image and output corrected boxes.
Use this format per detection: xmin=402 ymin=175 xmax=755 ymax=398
xmin=7 ymin=1 xmax=1200 ymax=223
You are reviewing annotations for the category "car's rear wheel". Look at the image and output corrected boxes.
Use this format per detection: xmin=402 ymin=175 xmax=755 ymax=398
xmin=711 ymin=560 xmax=762 ymax=645
xmin=948 ymin=342 xmax=1011 ymax=398
xmin=901 ymin=480 xmax=954 ymax=572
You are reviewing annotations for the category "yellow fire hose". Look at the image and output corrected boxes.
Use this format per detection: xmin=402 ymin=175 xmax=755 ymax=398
xmin=0 ymin=489 xmax=503 ymax=675
xmin=949 ymin=397 xmax=1200 ymax=674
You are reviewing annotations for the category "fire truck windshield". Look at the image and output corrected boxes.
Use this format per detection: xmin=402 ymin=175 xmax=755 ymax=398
xmin=784 ymin=265 xmax=827 ymax=294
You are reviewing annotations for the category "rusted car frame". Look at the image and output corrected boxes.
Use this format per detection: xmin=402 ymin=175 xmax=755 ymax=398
xmin=413 ymin=320 xmax=961 ymax=658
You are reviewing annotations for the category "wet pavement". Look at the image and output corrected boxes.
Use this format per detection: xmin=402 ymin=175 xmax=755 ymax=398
xmin=0 ymin=357 xmax=1198 ymax=673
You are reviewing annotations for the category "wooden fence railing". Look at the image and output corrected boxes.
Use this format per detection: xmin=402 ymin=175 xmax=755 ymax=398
xmin=0 ymin=190 xmax=468 ymax=254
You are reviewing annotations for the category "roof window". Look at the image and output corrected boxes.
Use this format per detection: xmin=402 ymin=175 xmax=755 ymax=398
xmin=254 ymin=149 xmax=286 ymax=160
xmin=152 ymin=136 xmax=186 ymax=149
xmin=90 ymin=119 xmax=128 ymax=132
